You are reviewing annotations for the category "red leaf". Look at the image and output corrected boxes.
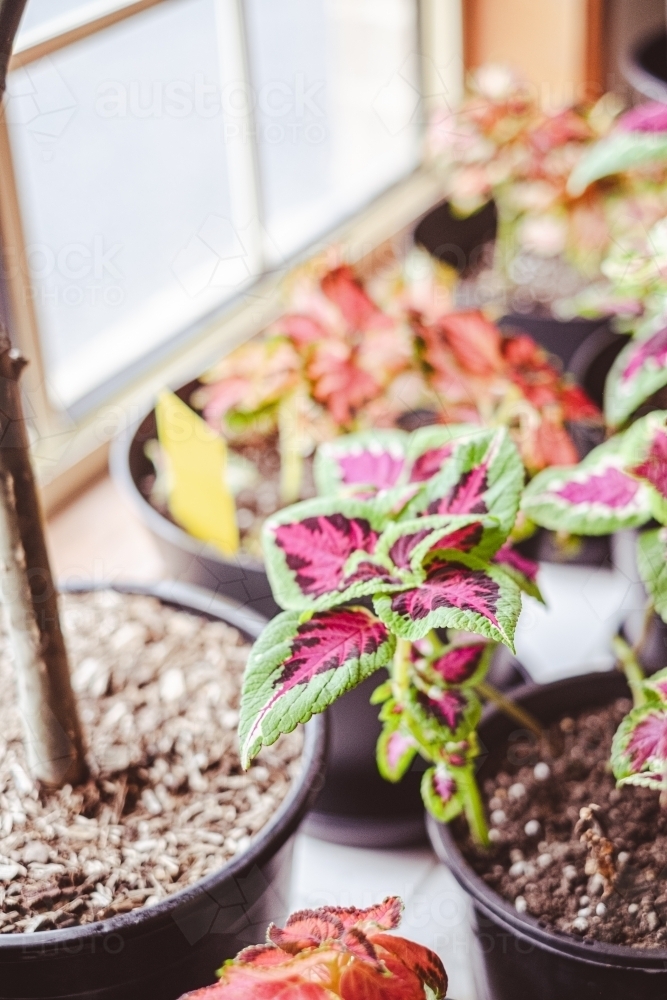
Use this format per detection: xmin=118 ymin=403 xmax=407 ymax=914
xmin=430 ymin=522 xmax=484 ymax=553
xmin=418 ymin=688 xmax=468 ymax=729
xmin=431 ymin=643 xmax=486 ymax=684
xmin=321 ymin=265 xmax=389 ymax=330
xmin=631 ymin=430 xmax=667 ymax=498
xmin=308 ymin=343 xmax=380 ymax=426
xmin=388 ymin=529 xmax=433 ymax=569
xmin=437 ymin=311 xmax=504 ymax=376
xmin=493 ymin=543 xmax=539 ymax=583
xmin=370 ymin=934 xmax=448 ymax=998
xmin=556 ymin=467 xmax=641 ymax=508
xmin=390 ymin=559 xmax=500 ymax=626
xmin=339 ymin=955 xmax=424 ymax=1000
xmin=323 ymin=897 xmax=403 ymax=933
xmin=277 ymin=313 xmax=328 ymax=347
xmin=269 ymin=912 xmax=344 ymax=953
xmin=274 ymin=514 xmax=378 ymax=597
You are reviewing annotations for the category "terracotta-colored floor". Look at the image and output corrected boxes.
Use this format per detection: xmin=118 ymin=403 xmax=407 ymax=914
xmin=47 ymin=474 xmax=166 ymax=586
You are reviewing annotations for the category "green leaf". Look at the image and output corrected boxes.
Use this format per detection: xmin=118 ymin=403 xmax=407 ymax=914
xmin=637 ymin=528 xmax=667 ymax=624
xmin=568 ymin=131 xmax=667 ymax=197
xmin=239 ymin=607 xmax=396 ymax=767
xmin=373 ymin=553 xmax=522 ymax=650
xmin=521 ymin=435 xmax=652 ymax=535
xmin=604 ymin=326 xmax=667 ymax=427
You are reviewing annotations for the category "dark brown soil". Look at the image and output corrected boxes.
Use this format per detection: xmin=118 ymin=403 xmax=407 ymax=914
xmin=0 ymin=591 xmax=303 ymax=933
xmin=142 ymin=434 xmax=316 ymax=560
xmin=458 ymin=697 xmax=667 ymax=949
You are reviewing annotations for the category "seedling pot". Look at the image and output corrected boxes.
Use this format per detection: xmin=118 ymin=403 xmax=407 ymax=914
xmin=413 ymin=198 xmax=498 ymax=275
xmin=428 ymin=671 xmax=667 ymax=1000
xmin=0 ymin=580 xmax=326 ymax=1000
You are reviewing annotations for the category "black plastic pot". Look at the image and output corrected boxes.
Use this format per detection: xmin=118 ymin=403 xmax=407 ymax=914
xmin=428 ymin=671 xmax=667 ymax=1000
xmin=499 ymin=313 xmax=614 ymax=373
xmin=413 ymin=199 xmax=498 ymax=275
xmin=1 ymin=580 xmax=326 ymax=1000
xmin=109 ymin=391 xmax=280 ymax=620
xmin=625 ymin=31 xmax=667 ymax=103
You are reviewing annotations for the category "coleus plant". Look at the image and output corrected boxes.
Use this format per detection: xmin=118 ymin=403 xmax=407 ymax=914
xmin=179 ymin=896 xmax=448 ymax=1000
xmin=522 ymin=410 xmax=667 ymax=791
xmin=240 ymin=423 xmax=539 ymax=845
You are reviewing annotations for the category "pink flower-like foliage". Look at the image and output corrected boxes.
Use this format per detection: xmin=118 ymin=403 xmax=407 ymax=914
xmin=337 ymin=450 xmax=405 ymax=489
xmin=556 ymin=467 xmax=640 ymax=508
xmin=179 ymin=897 xmax=448 ymax=1000
xmin=619 ymin=102 xmax=667 ymax=134
xmin=418 ymin=688 xmax=468 ymax=731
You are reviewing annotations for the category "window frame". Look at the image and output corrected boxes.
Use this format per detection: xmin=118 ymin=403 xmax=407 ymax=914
xmin=0 ymin=0 xmax=462 ymax=510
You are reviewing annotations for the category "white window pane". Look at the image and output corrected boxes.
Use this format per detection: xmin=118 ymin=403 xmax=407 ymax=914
xmin=246 ymin=0 xmax=421 ymax=262
xmin=8 ymin=0 xmax=245 ymax=414
xmin=17 ymin=0 xmax=139 ymax=45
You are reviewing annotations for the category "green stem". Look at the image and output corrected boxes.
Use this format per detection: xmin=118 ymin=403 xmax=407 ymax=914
xmin=393 ymin=638 xmax=412 ymax=698
xmin=633 ymin=601 xmax=655 ymax=660
xmin=476 ymin=680 xmax=543 ymax=740
xmin=278 ymin=394 xmax=304 ymax=505
xmin=612 ymin=635 xmax=646 ymax=708
xmin=455 ymin=764 xmax=489 ymax=848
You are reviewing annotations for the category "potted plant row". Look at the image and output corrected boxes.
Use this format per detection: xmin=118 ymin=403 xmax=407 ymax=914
xmin=111 ymin=265 xmax=601 ymax=847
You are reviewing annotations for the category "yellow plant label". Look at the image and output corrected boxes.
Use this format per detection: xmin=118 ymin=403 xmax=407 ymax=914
xmin=155 ymin=391 xmax=239 ymax=557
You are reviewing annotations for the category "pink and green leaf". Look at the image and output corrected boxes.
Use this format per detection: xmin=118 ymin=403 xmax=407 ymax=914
xmin=611 ymin=702 xmax=667 ymax=791
xmin=405 ymin=428 xmax=524 ymax=540
xmin=420 ymin=767 xmax=464 ymax=823
xmin=637 ymin=528 xmax=667 ymax=624
xmin=626 ymin=415 xmax=667 ymax=524
xmin=376 ymin=725 xmax=418 ymax=782
xmin=239 ymin=607 xmax=395 ymax=766
xmin=373 ymin=553 xmax=522 ymax=649
xmin=605 ymin=326 xmax=667 ymax=427
xmin=521 ymin=436 xmax=652 ymax=535
xmin=375 ymin=514 xmax=500 ymax=573
xmin=492 ymin=544 xmax=543 ymax=603
xmin=408 ymin=684 xmax=482 ymax=742
xmin=427 ymin=641 xmax=492 ymax=687
xmin=405 ymin=424 xmax=481 ymax=483
xmin=313 ymin=430 xmax=409 ymax=495
xmin=263 ymin=497 xmax=406 ymax=611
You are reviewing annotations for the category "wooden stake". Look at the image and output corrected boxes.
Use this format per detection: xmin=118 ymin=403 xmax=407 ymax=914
xmin=0 ymin=340 xmax=87 ymax=786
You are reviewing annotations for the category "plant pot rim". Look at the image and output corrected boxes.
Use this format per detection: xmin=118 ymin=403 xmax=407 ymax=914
xmin=624 ymin=30 xmax=667 ymax=104
xmin=109 ymin=407 xmax=266 ymax=574
xmin=428 ymin=671 xmax=667 ymax=971
xmin=0 ymin=578 xmax=326 ymax=953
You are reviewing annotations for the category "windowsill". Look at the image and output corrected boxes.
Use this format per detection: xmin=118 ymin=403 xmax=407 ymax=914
xmin=39 ymin=163 xmax=446 ymax=514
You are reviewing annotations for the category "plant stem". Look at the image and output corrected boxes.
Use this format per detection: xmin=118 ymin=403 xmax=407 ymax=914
xmin=476 ymin=680 xmax=543 ymax=739
xmin=0 ymin=344 xmax=87 ymax=787
xmin=278 ymin=394 xmax=304 ymax=505
xmin=393 ymin=638 xmax=412 ymax=697
xmin=612 ymin=634 xmax=646 ymax=708
xmin=456 ymin=764 xmax=489 ymax=848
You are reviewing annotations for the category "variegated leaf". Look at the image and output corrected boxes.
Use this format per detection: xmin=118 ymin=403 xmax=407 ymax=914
xmin=314 ymin=429 xmax=409 ymax=495
xmin=492 ymin=544 xmax=543 ymax=603
xmin=611 ymin=702 xmax=667 ymax=791
xmin=405 ymin=424 xmax=482 ymax=483
xmin=407 ymin=683 xmax=481 ymax=742
xmin=427 ymin=641 xmax=492 ymax=687
xmin=568 ymin=131 xmax=667 ymax=197
xmin=637 ymin=528 xmax=667 ymax=624
xmin=263 ymin=496 xmax=408 ymax=611
xmin=420 ymin=766 xmax=464 ymax=823
xmin=373 ymin=553 xmax=521 ymax=649
xmin=376 ymin=725 xmax=418 ymax=782
xmin=521 ymin=436 xmax=652 ymax=535
xmin=375 ymin=514 xmax=499 ymax=574
xmin=605 ymin=325 xmax=667 ymax=427
xmin=405 ymin=428 xmax=524 ymax=540
xmin=625 ymin=413 xmax=667 ymax=524
xmin=239 ymin=607 xmax=395 ymax=766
